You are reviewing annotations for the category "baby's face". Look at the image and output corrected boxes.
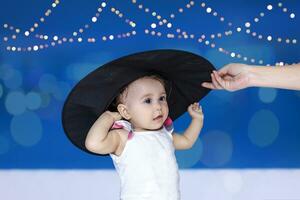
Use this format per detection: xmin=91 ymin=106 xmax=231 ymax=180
xmin=123 ymin=77 xmax=169 ymax=132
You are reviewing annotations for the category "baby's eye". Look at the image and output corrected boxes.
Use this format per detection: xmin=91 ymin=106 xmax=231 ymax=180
xmin=144 ymin=98 xmax=152 ymax=104
xmin=159 ymin=96 xmax=166 ymax=101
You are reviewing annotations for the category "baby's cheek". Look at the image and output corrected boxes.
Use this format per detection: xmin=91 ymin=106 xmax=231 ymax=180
xmin=164 ymin=105 xmax=169 ymax=113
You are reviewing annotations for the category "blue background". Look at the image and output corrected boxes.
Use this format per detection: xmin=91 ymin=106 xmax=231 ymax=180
xmin=0 ymin=0 xmax=299 ymax=169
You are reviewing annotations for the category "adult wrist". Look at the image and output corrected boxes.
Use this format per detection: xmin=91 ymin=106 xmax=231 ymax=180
xmin=246 ymin=65 xmax=259 ymax=87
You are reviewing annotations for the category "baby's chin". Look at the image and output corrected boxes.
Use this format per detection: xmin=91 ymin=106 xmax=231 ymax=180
xmin=136 ymin=124 xmax=165 ymax=132
xmin=153 ymin=121 xmax=167 ymax=130
xmin=152 ymin=123 xmax=164 ymax=130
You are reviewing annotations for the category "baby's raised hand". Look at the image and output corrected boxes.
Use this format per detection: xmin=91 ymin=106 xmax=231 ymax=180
xmin=187 ymin=102 xmax=204 ymax=120
xmin=104 ymin=111 xmax=122 ymax=121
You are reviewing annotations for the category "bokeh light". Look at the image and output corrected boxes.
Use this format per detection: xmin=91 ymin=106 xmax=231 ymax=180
xmin=10 ymin=111 xmax=43 ymax=147
xmin=200 ymin=130 xmax=233 ymax=167
xmin=175 ymin=136 xmax=203 ymax=168
xmin=5 ymin=91 xmax=26 ymax=115
xmin=258 ymin=88 xmax=277 ymax=103
xmin=2 ymin=68 xmax=23 ymax=89
xmin=248 ymin=109 xmax=279 ymax=147
xmin=39 ymin=92 xmax=52 ymax=108
xmin=25 ymin=91 xmax=42 ymax=110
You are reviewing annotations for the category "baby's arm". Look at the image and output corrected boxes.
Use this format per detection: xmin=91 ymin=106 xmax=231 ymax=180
xmin=85 ymin=111 xmax=122 ymax=154
xmin=173 ymin=102 xmax=204 ymax=150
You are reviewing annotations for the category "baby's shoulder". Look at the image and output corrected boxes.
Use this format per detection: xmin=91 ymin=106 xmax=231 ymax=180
xmin=111 ymin=128 xmax=129 ymax=156
xmin=110 ymin=120 xmax=131 ymax=156
xmin=113 ymin=128 xmax=130 ymax=139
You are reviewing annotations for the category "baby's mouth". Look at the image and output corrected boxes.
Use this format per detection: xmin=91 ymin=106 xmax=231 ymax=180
xmin=153 ymin=115 xmax=163 ymax=120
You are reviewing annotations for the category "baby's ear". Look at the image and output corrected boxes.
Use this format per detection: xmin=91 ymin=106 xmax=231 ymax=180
xmin=117 ymin=104 xmax=131 ymax=120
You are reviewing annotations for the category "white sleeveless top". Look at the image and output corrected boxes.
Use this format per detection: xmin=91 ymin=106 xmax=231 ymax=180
xmin=110 ymin=119 xmax=180 ymax=200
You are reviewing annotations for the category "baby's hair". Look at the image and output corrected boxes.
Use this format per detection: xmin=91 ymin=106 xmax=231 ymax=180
xmin=108 ymin=74 xmax=169 ymax=112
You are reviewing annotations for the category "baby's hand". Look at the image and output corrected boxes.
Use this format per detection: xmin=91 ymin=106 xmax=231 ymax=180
xmin=104 ymin=111 xmax=122 ymax=121
xmin=188 ymin=102 xmax=204 ymax=120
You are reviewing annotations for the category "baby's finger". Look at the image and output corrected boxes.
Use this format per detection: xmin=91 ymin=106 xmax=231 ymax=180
xmin=198 ymin=105 xmax=203 ymax=112
xmin=193 ymin=104 xmax=202 ymax=112
xmin=193 ymin=102 xmax=199 ymax=107
xmin=188 ymin=103 xmax=196 ymax=110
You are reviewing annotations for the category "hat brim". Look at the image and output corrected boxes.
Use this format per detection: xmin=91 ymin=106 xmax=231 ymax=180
xmin=62 ymin=49 xmax=215 ymax=155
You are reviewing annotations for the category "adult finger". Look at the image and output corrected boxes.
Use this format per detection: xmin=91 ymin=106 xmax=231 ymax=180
xmin=211 ymin=73 xmax=224 ymax=89
xmin=201 ymin=82 xmax=217 ymax=89
xmin=213 ymin=71 xmax=228 ymax=88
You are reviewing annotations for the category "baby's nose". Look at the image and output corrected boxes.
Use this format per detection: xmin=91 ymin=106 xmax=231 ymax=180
xmin=154 ymin=102 xmax=162 ymax=110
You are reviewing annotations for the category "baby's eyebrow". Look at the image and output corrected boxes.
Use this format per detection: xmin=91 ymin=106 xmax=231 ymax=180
xmin=140 ymin=92 xmax=166 ymax=99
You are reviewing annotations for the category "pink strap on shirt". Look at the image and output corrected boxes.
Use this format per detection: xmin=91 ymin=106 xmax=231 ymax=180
xmin=163 ymin=117 xmax=174 ymax=133
xmin=111 ymin=122 xmax=124 ymax=129
xmin=111 ymin=121 xmax=134 ymax=140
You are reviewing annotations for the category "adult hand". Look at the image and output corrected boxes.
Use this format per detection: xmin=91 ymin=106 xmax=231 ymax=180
xmin=202 ymin=63 xmax=251 ymax=91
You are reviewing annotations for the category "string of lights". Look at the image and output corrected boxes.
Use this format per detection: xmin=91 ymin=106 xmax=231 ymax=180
xmin=1 ymin=0 xmax=297 ymax=66
xmin=131 ymin=0 xmax=297 ymax=65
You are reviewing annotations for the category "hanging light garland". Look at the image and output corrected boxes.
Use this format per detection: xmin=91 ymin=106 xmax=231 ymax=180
xmin=2 ymin=0 xmax=297 ymax=66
